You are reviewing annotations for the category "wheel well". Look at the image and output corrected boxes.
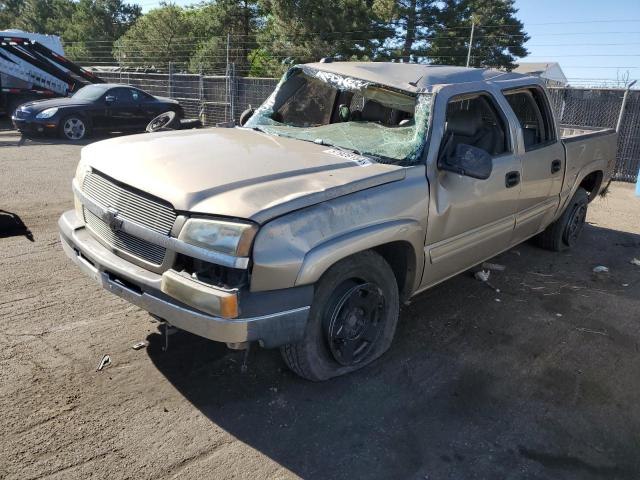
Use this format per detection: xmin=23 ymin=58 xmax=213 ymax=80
xmin=373 ymin=241 xmax=416 ymax=302
xmin=579 ymin=171 xmax=603 ymax=202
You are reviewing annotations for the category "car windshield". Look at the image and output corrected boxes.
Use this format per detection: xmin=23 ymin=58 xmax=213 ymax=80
xmin=245 ymin=66 xmax=432 ymax=164
xmin=72 ymin=85 xmax=108 ymax=101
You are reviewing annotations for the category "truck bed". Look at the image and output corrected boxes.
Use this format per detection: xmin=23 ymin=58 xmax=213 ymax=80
xmin=560 ymin=124 xmax=617 ymax=200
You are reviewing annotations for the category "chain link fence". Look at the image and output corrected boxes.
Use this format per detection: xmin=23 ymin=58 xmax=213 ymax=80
xmin=93 ymin=68 xmax=639 ymax=182
xmin=547 ymin=87 xmax=639 ymax=182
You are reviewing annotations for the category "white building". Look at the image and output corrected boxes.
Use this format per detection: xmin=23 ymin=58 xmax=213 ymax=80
xmin=513 ymin=62 xmax=568 ymax=87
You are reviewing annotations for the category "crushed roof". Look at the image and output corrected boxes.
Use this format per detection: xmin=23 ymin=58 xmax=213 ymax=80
xmin=302 ymin=61 xmax=528 ymax=92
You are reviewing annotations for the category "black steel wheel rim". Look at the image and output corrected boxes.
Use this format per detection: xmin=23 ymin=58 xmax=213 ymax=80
xmin=325 ymin=282 xmax=385 ymax=366
xmin=565 ymin=203 xmax=587 ymax=245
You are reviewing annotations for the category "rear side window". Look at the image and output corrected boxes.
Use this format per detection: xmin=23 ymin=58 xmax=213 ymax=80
xmin=504 ymin=87 xmax=556 ymax=150
xmin=439 ymin=93 xmax=510 ymax=160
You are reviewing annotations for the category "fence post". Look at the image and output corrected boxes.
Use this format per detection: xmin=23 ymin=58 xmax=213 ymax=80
xmin=198 ymin=64 xmax=205 ymax=125
xmin=466 ymin=22 xmax=475 ymax=68
xmin=168 ymin=61 xmax=174 ymax=98
xmin=230 ymin=62 xmax=236 ymax=123
xmin=616 ymin=80 xmax=637 ymax=133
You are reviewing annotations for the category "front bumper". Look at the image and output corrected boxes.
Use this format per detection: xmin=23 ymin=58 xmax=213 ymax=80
xmin=58 ymin=210 xmax=311 ymax=347
xmin=11 ymin=116 xmax=59 ymax=135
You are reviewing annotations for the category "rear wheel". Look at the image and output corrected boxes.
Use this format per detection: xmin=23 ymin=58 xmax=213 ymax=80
xmin=281 ymin=250 xmax=399 ymax=381
xmin=536 ymin=187 xmax=589 ymax=251
xmin=60 ymin=115 xmax=89 ymax=141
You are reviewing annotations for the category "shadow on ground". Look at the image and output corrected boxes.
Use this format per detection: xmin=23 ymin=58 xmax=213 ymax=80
xmin=147 ymin=224 xmax=640 ymax=479
xmin=0 ymin=210 xmax=34 ymax=241
xmin=0 ymin=118 xmax=136 ymax=147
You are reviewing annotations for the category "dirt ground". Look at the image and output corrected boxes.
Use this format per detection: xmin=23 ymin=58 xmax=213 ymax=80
xmin=1 ymin=122 xmax=639 ymax=480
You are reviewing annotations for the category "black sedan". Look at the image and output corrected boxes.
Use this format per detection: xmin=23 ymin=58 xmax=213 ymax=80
xmin=11 ymin=84 xmax=184 ymax=141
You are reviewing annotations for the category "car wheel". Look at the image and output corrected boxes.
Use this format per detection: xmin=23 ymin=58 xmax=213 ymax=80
xmin=60 ymin=115 xmax=90 ymax=141
xmin=146 ymin=111 xmax=180 ymax=132
xmin=536 ymin=187 xmax=589 ymax=251
xmin=281 ymin=250 xmax=399 ymax=381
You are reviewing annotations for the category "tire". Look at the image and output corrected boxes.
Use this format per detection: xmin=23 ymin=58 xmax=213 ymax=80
xmin=60 ymin=115 xmax=90 ymax=141
xmin=536 ymin=187 xmax=589 ymax=251
xmin=281 ymin=250 xmax=400 ymax=381
xmin=146 ymin=111 xmax=181 ymax=132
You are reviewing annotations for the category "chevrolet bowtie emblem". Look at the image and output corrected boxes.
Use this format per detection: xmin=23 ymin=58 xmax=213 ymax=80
xmin=103 ymin=207 xmax=123 ymax=232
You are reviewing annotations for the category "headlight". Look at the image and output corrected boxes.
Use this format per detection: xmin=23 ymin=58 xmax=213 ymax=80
xmin=35 ymin=107 xmax=58 ymax=119
xmin=179 ymin=219 xmax=257 ymax=257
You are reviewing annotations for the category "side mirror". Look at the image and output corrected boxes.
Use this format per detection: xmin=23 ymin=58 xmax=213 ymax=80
xmin=105 ymin=95 xmax=116 ymax=104
xmin=239 ymin=106 xmax=254 ymax=126
xmin=440 ymin=143 xmax=493 ymax=180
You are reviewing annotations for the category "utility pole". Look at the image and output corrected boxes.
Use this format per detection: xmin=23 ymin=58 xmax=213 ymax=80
xmin=466 ymin=22 xmax=475 ymax=68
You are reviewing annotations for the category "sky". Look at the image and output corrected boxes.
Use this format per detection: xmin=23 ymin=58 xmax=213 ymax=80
xmin=514 ymin=0 xmax=640 ymax=86
xmin=133 ymin=0 xmax=640 ymax=86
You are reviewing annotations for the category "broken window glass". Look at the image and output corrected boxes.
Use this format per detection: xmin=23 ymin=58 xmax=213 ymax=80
xmin=245 ymin=66 xmax=432 ymax=164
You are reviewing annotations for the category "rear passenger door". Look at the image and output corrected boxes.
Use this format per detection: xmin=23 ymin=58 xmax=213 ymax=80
xmin=503 ymin=86 xmax=565 ymax=244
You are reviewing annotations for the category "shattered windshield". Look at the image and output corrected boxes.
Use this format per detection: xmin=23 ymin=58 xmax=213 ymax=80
xmin=245 ymin=66 xmax=432 ymax=164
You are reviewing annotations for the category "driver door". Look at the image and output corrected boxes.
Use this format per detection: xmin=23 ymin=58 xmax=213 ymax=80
xmin=105 ymin=88 xmax=139 ymax=130
xmin=421 ymin=91 xmax=522 ymax=289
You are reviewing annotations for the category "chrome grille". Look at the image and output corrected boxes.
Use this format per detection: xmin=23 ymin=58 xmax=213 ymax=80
xmin=81 ymin=171 xmax=176 ymax=266
xmin=83 ymin=172 xmax=176 ymax=234
xmin=84 ymin=208 xmax=166 ymax=265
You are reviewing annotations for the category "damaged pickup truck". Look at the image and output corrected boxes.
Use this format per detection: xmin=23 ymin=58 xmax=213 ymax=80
xmin=59 ymin=62 xmax=617 ymax=380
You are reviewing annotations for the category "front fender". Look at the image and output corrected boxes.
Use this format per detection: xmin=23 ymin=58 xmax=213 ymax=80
xmin=295 ymin=219 xmax=424 ymax=286
xmin=249 ymin=166 xmax=429 ymax=292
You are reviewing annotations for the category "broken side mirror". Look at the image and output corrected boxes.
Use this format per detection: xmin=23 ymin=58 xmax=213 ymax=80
xmin=440 ymin=143 xmax=493 ymax=180
xmin=239 ymin=106 xmax=254 ymax=126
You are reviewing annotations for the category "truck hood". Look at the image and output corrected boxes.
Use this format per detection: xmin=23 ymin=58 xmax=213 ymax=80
xmin=79 ymin=127 xmax=405 ymax=223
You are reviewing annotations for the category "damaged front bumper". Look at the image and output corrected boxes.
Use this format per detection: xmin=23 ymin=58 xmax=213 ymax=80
xmin=58 ymin=210 xmax=311 ymax=348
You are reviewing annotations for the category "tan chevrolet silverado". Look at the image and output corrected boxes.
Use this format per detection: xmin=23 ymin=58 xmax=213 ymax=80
xmin=59 ymin=62 xmax=617 ymax=380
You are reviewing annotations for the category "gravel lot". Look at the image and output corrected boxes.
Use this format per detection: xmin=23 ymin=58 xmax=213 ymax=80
xmin=1 ymin=122 xmax=640 ymax=480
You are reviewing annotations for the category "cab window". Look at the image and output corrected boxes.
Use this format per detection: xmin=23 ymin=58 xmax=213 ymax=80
xmin=504 ymin=87 xmax=556 ymax=150
xmin=439 ymin=93 xmax=510 ymax=161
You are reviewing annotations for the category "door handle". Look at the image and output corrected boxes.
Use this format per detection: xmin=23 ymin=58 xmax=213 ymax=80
xmin=551 ymin=159 xmax=562 ymax=174
xmin=505 ymin=171 xmax=520 ymax=188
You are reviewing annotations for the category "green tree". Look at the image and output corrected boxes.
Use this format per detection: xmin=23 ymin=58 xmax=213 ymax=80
xmin=255 ymin=0 xmax=394 ymax=75
xmin=0 ymin=0 xmax=25 ymax=30
xmin=426 ymin=0 xmax=528 ymax=70
xmin=11 ymin=0 xmax=75 ymax=34
xmin=189 ymin=0 xmax=261 ymax=74
xmin=384 ymin=0 xmax=436 ymax=62
xmin=113 ymin=4 xmax=193 ymax=70
xmin=63 ymin=0 xmax=141 ymax=64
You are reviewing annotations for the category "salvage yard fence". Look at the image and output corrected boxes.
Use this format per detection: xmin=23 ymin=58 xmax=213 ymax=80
xmin=95 ymin=67 xmax=640 ymax=182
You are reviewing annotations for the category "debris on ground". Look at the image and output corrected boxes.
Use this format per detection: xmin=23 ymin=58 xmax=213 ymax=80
xmin=556 ymin=313 xmax=563 ymax=317
xmin=475 ymin=269 xmax=501 ymax=293
xmin=482 ymin=262 xmax=506 ymax=271
xmin=474 ymin=270 xmax=491 ymax=282
xmin=630 ymin=258 xmax=640 ymax=267
xmin=132 ymin=342 xmax=147 ymax=350
xmin=96 ymin=355 xmax=112 ymax=371
xmin=576 ymin=327 xmax=608 ymax=336
xmin=593 ymin=266 xmax=610 ymax=273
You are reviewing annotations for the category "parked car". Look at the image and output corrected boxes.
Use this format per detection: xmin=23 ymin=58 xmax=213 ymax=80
xmin=11 ymin=83 xmax=183 ymax=140
xmin=59 ymin=62 xmax=616 ymax=380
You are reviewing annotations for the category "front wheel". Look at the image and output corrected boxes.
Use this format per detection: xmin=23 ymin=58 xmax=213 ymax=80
xmin=281 ymin=250 xmax=399 ymax=381
xmin=60 ymin=115 xmax=90 ymax=141
xmin=536 ymin=187 xmax=589 ymax=251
